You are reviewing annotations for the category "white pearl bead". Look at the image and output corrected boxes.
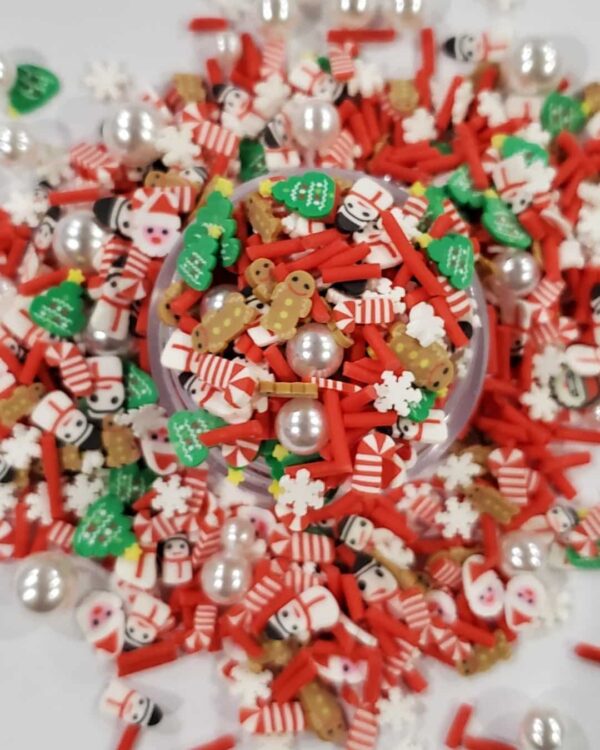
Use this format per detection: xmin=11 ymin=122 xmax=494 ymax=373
xmin=220 ymin=518 xmax=257 ymax=555
xmin=53 ymin=211 xmax=108 ymax=271
xmin=15 ymin=554 xmax=75 ymax=613
xmin=199 ymin=284 xmax=238 ymax=317
xmin=501 ymin=531 xmax=546 ymax=577
xmin=0 ymin=122 xmax=36 ymax=164
xmin=520 ymin=708 xmax=564 ymax=750
xmin=334 ymin=0 xmax=377 ymax=28
xmin=214 ymin=32 xmax=242 ymax=76
xmin=82 ymin=320 xmax=136 ymax=356
xmin=286 ymin=323 xmax=344 ymax=379
xmin=0 ymin=54 xmax=16 ymax=93
xmin=258 ymin=0 xmax=297 ymax=35
xmin=492 ymin=248 xmax=541 ymax=298
xmin=200 ymin=552 xmax=252 ymax=605
xmin=503 ymin=39 xmax=562 ymax=96
xmin=289 ymin=99 xmax=341 ymax=152
xmin=381 ymin=0 xmax=425 ymax=29
xmin=275 ymin=398 xmax=329 ymax=456
xmin=102 ymin=104 xmax=163 ymax=168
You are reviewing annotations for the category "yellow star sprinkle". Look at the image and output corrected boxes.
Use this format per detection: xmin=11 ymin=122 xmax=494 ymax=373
xmin=122 ymin=543 xmax=142 ymax=562
xmin=409 ymin=182 xmax=426 ymax=197
xmin=67 ymin=268 xmax=86 ymax=285
xmin=491 ymin=134 xmax=507 ymax=151
xmin=581 ymin=101 xmax=592 ymax=117
xmin=484 ymin=188 xmax=499 ymax=199
xmin=417 ymin=233 xmax=433 ymax=249
xmin=259 ymin=179 xmax=274 ymax=197
xmin=268 ymin=479 xmax=282 ymax=499
xmin=227 ymin=467 xmax=245 ymax=486
xmin=272 ymin=443 xmax=289 ymax=462
xmin=214 ymin=177 xmax=234 ymax=197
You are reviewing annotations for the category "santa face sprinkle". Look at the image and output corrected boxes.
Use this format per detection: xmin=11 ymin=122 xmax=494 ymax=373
xmin=0 ymin=5 xmax=600 ymax=750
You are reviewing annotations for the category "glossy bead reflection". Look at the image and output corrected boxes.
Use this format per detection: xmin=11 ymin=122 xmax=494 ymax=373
xmin=15 ymin=554 xmax=74 ymax=613
xmin=53 ymin=210 xmax=107 ymax=271
xmin=286 ymin=323 xmax=344 ymax=378
xmin=275 ymin=398 xmax=329 ymax=456
xmin=102 ymin=104 xmax=163 ymax=168
xmin=200 ymin=552 xmax=252 ymax=605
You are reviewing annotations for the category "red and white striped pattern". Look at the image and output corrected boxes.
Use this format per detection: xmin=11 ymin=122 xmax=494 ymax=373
xmin=395 ymin=483 xmax=444 ymax=526
xmin=401 ymin=589 xmax=432 ymax=632
xmin=191 ymin=527 xmax=222 ymax=566
xmin=383 ymin=639 xmax=420 ymax=684
xmin=269 ymin=527 xmax=335 ymax=563
xmin=221 ymin=439 xmax=260 ymax=468
xmin=351 ymin=431 xmax=397 ymax=495
xmin=329 ymin=43 xmax=357 ymax=81
xmin=183 ymin=604 xmax=218 ymax=653
xmin=567 ymin=505 xmax=600 ymax=558
xmin=529 ymin=278 xmax=565 ymax=309
xmin=242 ymin=574 xmax=285 ymax=616
xmin=181 ymin=105 xmax=240 ymax=157
xmin=437 ymin=632 xmax=473 ymax=662
xmin=44 ymin=342 xmax=93 ymax=397
xmin=97 ymin=236 xmax=131 ymax=278
xmin=46 ymin=520 xmax=75 ymax=552
xmin=70 ymin=143 xmax=121 ymax=185
xmin=442 ymin=199 xmax=469 ymax=236
xmin=531 ymin=316 xmax=579 ymax=350
xmin=438 ymin=277 xmax=472 ymax=318
xmin=310 ymin=377 xmax=361 ymax=395
xmin=139 ymin=87 xmax=173 ymax=122
xmin=260 ymin=39 xmax=286 ymax=77
xmin=403 ymin=194 xmax=429 ymax=221
xmin=487 ymin=448 xmax=540 ymax=506
xmin=161 ymin=330 xmax=202 ymax=374
xmin=240 ymin=703 xmax=306 ymax=734
xmin=283 ymin=563 xmax=324 ymax=593
xmin=426 ymin=555 xmax=462 ymax=589
xmin=181 ymin=468 xmax=208 ymax=512
xmin=196 ymin=354 xmax=258 ymax=408
xmin=123 ymin=244 xmax=153 ymax=280
xmin=320 ymin=129 xmax=360 ymax=169
xmin=346 ymin=707 xmax=379 ymax=750
xmin=133 ymin=512 xmax=178 ymax=551
xmin=333 ymin=296 xmax=398 ymax=334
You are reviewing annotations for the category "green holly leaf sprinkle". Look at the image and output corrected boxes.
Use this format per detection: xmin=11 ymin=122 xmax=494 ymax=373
xmin=73 ymin=494 xmax=136 ymax=558
xmin=272 ymin=171 xmax=337 ymax=219
xmin=481 ymin=196 xmax=532 ymax=249
xmin=9 ymin=64 xmax=60 ymax=115
xmin=125 ymin=362 xmax=158 ymax=409
xmin=427 ymin=233 xmax=475 ymax=290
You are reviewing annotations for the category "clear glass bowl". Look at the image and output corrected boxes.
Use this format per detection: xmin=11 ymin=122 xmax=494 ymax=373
xmin=147 ymin=169 xmax=489 ymax=490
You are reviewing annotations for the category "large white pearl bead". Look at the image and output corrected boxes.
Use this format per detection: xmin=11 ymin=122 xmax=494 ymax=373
xmin=199 ymin=284 xmax=238 ymax=317
xmin=200 ymin=552 xmax=252 ymax=605
xmin=275 ymin=398 xmax=329 ymax=456
xmin=520 ymin=708 xmax=564 ymax=750
xmin=221 ymin=518 xmax=257 ymax=555
xmin=492 ymin=248 xmax=541 ymax=298
xmin=286 ymin=323 xmax=344 ymax=379
xmin=381 ymin=0 xmax=425 ymax=29
xmin=15 ymin=553 xmax=75 ymax=613
xmin=258 ymin=0 xmax=297 ymax=35
xmin=501 ymin=531 xmax=546 ymax=577
xmin=0 ymin=122 xmax=36 ymax=164
xmin=334 ymin=0 xmax=377 ymax=28
xmin=214 ymin=32 xmax=242 ymax=76
xmin=289 ymin=99 xmax=341 ymax=152
xmin=53 ymin=210 xmax=108 ymax=271
xmin=503 ymin=39 xmax=562 ymax=96
xmin=82 ymin=319 xmax=136 ymax=356
xmin=101 ymin=104 xmax=163 ymax=168
xmin=0 ymin=54 xmax=16 ymax=93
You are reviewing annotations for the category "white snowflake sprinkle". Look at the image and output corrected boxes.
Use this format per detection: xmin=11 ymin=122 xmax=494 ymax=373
xmin=532 ymin=346 xmax=565 ymax=386
xmin=1 ymin=424 xmax=41 ymax=470
xmin=520 ymin=384 xmax=560 ymax=422
xmin=24 ymin=482 xmax=52 ymax=525
xmin=83 ymin=61 xmax=130 ymax=102
xmin=477 ymin=90 xmax=507 ymax=127
xmin=452 ymin=80 xmax=474 ymax=125
xmin=402 ymin=108 xmax=437 ymax=144
xmin=374 ymin=370 xmax=422 ymax=418
xmin=347 ymin=59 xmax=385 ymax=98
xmin=372 ymin=528 xmax=415 ymax=568
xmin=436 ymin=452 xmax=483 ymax=490
xmin=2 ymin=190 xmax=47 ymax=227
xmin=377 ymin=687 xmax=420 ymax=731
xmin=81 ymin=450 xmax=105 ymax=475
xmin=0 ymin=483 xmax=17 ymax=520
xmin=276 ymin=469 xmax=325 ymax=531
xmin=65 ymin=474 xmax=105 ymax=518
xmin=406 ymin=302 xmax=445 ymax=347
xmin=35 ymin=145 xmax=74 ymax=187
xmin=151 ymin=474 xmax=192 ymax=518
xmin=435 ymin=496 xmax=479 ymax=539
xmin=227 ymin=664 xmax=272 ymax=708
xmin=156 ymin=124 xmax=201 ymax=168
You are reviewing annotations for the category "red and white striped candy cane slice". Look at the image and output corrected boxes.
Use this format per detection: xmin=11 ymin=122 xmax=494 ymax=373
xmin=181 ymin=468 xmax=208 ymax=512
xmin=191 ymin=527 xmax=222 ymax=567
xmin=310 ymin=377 xmax=361 ymax=395
xmin=442 ymin=199 xmax=469 ymax=236
xmin=133 ymin=512 xmax=178 ymax=551
xmin=70 ymin=142 xmax=121 ymax=184
xmin=240 ymin=703 xmax=306 ymax=734
xmin=565 ymin=528 xmax=598 ymax=558
xmin=97 ymin=236 xmax=131 ymax=279
xmin=195 ymin=354 xmax=257 ymax=407
xmin=383 ymin=639 xmax=420 ymax=685
xmin=487 ymin=447 xmax=540 ymax=506
xmin=426 ymin=556 xmax=462 ymax=589
xmin=403 ymin=194 xmax=429 ymax=221
xmin=351 ymin=431 xmax=398 ymax=495
xmin=260 ymin=38 xmax=287 ymax=77
xmin=400 ymin=588 xmax=432 ymax=632
xmin=529 ymin=278 xmax=565 ymax=310
xmin=329 ymin=42 xmax=357 ymax=81
xmin=531 ymin=316 xmax=579 ymax=350
xmin=283 ymin=563 xmax=324 ymax=593
xmin=46 ymin=520 xmax=75 ymax=552
xmin=320 ymin=129 xmax=360 ymax=169
xmin=346 ymin=707 xmax=379 ymax=750
xmin=123 ymin=245 xmax=152 ymax=281
xmin=269 ymin=527 xmax=335 ymax=563
xmin=437 ymin=277 xmax=472 ymax=318
xmin=437 ymin=632 xmax=473 ymax=662
xmin=241 ymin=574 xmax=286 ymax=617
xmin=0 ymin=519 xmax=14 ymax=559
xmin=183 ymin=604 xmax=218 ymax=653
xmin=221 ymin=438 xmax=260 ymax=468
xmin=189 ymin=116 xmax=239 ymax=158
xmin=396 ymin=482 xmax=443 ymax=526
xmin=44 ymin=342 xmax=93 ymax=397
xmin=333 ymin=296 xmax=397 ymax=334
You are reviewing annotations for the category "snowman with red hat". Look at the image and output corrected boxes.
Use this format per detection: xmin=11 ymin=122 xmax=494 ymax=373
xmin=76 ymin=590 xmax=125 ymax=657
xmin=462 ymin=554 xmax=505 ymax=619
xmin=161 ymin=534 xmax=194 ymax=586
xmin=123 ymin=591 xmax=173 ymax=650
xmin=265 ymin=585 xmax=340 ymax=641
xmin=335 ymin=177 xmax=394 ymax=235
xmin=31 ymin=390 xmax=101 ymax=451
xmin=352 ymin=554 xmax=403 ymax=618
xmin=100 ymin=678 xmax=163 ymax=727
xmin=84 ymin=356 xmax=125 ymax=419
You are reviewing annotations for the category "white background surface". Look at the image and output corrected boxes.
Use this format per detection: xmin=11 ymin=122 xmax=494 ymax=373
xmin=0 ymin=1 xmax=600 ymax=748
